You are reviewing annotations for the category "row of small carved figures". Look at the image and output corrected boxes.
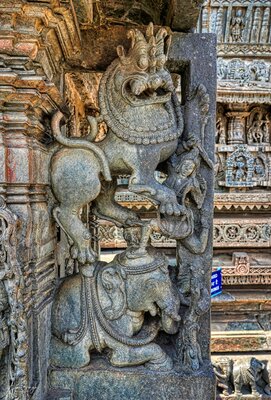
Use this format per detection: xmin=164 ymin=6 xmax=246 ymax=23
xmin=213 ymin=357 xmax=271 ymax=398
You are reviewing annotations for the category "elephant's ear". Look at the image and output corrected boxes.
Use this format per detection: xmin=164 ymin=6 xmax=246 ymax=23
xmin=101 ymin=266 xmax=127 ymax=320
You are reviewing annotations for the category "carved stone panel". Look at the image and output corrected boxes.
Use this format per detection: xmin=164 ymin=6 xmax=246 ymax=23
xmin=47 ymin=27 xmax=216 ymax=399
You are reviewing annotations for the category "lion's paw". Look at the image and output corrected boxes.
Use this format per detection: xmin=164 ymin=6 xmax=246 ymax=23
xmin=159 ymin=201 xmax=185 ymax=216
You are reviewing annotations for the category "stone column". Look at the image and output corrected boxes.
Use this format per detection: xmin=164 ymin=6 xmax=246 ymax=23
xmin=0 ymin=2 xmax=81 ymax=398
xmin=226 ymin=111 xmax=250 ymax=144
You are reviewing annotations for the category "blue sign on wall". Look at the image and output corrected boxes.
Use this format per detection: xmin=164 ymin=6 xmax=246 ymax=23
xmin=211 ymin=268 xmax=222 ymax=297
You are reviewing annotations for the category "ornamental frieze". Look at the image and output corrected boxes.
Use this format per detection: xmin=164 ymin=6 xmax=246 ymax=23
xmin=213 ymin=218 xmax=271 ymax=247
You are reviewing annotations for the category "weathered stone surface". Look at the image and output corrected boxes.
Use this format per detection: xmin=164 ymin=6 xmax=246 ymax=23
xmin=48 ymin=360 xmax=215 ymax=400
xmin=72 ymin=0 xmax=203 ymax=31
xmin=47 ymin=26 xmax=216 ymax=400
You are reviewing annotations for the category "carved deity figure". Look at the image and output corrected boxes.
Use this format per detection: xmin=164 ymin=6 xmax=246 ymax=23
xmin=247 ymin=112 xmax=270 ymax=144
xmin=230 ymin=9 xmax=245 ymax=42
xmin=216 ymin=118 xmax=226 ymax=144
xmin=233 ymin=155 xmax=247 ymax=182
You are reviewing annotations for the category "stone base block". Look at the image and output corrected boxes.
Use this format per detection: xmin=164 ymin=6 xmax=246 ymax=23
xmin=48 ymin=359 xmax=216 ymax=400
xmin=218 ymin=396 xmax=271 ymax=400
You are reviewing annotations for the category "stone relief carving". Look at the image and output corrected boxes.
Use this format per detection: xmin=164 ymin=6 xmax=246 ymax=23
xmin=213 ymin=357 xmax=271 ymax=398
xmin=247 ymin=107 xmax=271 ymax=145
xmin=51 ymin=23 xmax=183 ymax=265
xmin=232 ymin=251 xmax=250 ymax=275
xmin=213 ymin=219 xmax=271 ymax=247
xmin=155 ymin=85 xmax=213 ymax=372
xmin=198 ymin=2 xmax=271 ymax=45
xmin=226 ymin=146 xmax=254 ymax=187
xmin=217 ymin=58 xmax=270 ymax=86
xmin=0 ymin=196 xmax=28 ymax=400
xmin=48 ymin=23 xmax=214 ymax=379
xmin=230 ymin=9 xmax=245 ymax=43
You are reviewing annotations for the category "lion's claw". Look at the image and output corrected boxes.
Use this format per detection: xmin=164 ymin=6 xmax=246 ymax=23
xmin=159 ymin=202 xmax=184 ymax=217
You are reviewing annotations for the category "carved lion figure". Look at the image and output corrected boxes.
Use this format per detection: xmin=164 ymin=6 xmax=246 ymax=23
xmin=50 ymin=22 xmax=183 ymax=264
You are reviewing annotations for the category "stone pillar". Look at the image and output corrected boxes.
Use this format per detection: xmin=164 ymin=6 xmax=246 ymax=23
xmin=226 ymin=111 xmax=249 ymax=144
xmin=0 ymin=2 xmax=81 ymax=398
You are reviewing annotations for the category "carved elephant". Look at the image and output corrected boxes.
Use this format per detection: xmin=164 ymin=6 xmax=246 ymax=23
xmin=50 ymin=256 xmax=180 ymax=371
xmin=232 ymin=357 xmax=271 ymax=396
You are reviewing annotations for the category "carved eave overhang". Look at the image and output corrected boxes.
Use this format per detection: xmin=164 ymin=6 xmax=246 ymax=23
xmin=0 ymin=1 xmax=81 ymax=65
xmin=217 ymin=85 xmax=271 ymax=104
xmin=0 ymin=1 xmax=82 ymax=143
xmin=214 ymin=193 xmax=271 ymax=211
xmin=217 ymin=43 xmax=271 ymax=58
xmin=0 ymin=55 xmax=63 ymax=140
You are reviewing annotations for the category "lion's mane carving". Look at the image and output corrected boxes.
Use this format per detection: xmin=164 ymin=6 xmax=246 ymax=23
xmin=50 ymin=22 xmax=184 ymax=264
xmin=99 ymin=23 xmax=183 ymax=145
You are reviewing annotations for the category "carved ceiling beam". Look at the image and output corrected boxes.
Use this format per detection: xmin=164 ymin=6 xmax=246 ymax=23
xmin=70 ymin=0 xmax=204 ymax=32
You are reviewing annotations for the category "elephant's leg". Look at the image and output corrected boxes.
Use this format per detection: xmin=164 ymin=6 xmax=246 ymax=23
xmin=234 ymin=381 xmax=242 ymax=395
xmin=110 ymin=343 xmax=173 ymax=371
xmin=94 ymin=181 xmax=139 ymax=226
xmin=51 ymin=149 xmax=102 ymax=264
xmin=250 ymin=380 xmax=258 ymax=396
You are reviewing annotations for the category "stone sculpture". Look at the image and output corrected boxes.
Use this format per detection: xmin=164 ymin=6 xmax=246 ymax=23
xmin=230 ymin=10 xmax=245 ymax=43
xmin=0 ymin=282 xmax=9 ymax=362
xmin=50 ymin=23 xmax=183 ymax=265
xmin=0 ymin=197 xmax=28 ymax=400
xmin=214 ymin=356 xmax=271 ymax=398
xmin=48 ymin=22 xmax=216 ymax=399
xmin=51 ymin=250 xmax=180 ymax=370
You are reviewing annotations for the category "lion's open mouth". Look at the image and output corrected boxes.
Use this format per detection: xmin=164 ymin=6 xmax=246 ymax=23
xmin=122 ymin=81 xmax=172 ymax=106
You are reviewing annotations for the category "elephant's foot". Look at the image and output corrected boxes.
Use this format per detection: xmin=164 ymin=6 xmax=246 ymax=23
xmin=145 ymin=352 xmax=173 ymax=372
xmin=110 ymin=344 xmax=173 ymax=372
